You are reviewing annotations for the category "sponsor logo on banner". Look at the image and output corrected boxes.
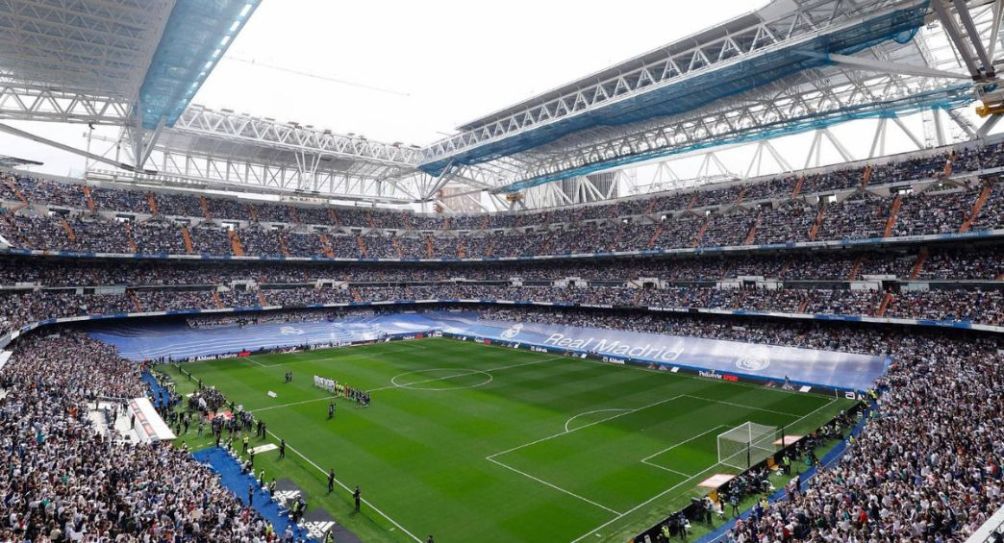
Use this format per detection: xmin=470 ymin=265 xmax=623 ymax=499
xmin=279 ymin=326 xmax=304 ymax=335
xmin=699 ymin=370 xmax=723 ymax=380
xmin=544 ymin=333 xmax=683 ymax=362
xmin=735 ymin=354 xmax=770 ymax=372
xmin=500 ymin=323 xmax=523 ymax=340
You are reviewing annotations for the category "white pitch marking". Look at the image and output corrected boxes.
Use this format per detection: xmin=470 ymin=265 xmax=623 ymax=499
xmin=485 ymin=456 xmax=623 ymax=515
xmin=487 ymin=395 xmax=685 ymax=460
xmin=367 ymin=356 xmax=562 ymax=393
xmin=570 ymin=398 xmax=843 ymax=542
xmin=250 ymin=395 xmax=340 ymax=413
xmin=682 ymin=395 xmax=802 ymax=417
xmin=264 ymin=430 xmax=423 ymax=543
xmin=563 ymin=408 xmax=631 ymax=433
xmin=640 ymin=425 xmax=727 ymax=477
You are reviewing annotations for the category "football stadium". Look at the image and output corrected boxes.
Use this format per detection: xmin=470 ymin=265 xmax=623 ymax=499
xmin=1 ymin=1 xmax=1004 ymax=542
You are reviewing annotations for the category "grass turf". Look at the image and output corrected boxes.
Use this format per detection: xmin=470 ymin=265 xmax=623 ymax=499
xmin=158 ymin=338 xmax=855 ymax=543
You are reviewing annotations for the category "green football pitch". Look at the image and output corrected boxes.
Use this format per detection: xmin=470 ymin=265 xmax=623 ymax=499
xmin=159 ymin=338 xmax=854 ymax=543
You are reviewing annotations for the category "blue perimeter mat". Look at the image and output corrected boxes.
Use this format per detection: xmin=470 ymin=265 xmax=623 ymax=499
xmin=191 ymin=446 xmax=316 ymax=542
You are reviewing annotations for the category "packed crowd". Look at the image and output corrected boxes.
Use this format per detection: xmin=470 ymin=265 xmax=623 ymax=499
xmin=2 ymin=180 xmax=997 ymax=258
xmin=2 ymin=291 xmax=1002 ymax=541
xmin=476 ymin=306 xmax=1004 ymax=540
xmin=3 ymin=279 xmax=1004 ymax=339
xmin=3 ymin=142 xmax=1004 ymax=260
xmin=0 ymin=331 xmax=289 ymax=541
xmin=1 ymin=244 xmax=1002 ymax=288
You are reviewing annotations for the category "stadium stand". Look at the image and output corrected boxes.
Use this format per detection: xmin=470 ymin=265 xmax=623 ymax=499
xmin=1 ymin=144 xmax=1003 ymax=260
xmin=3 ymin=0 xmax=1004 ymax=539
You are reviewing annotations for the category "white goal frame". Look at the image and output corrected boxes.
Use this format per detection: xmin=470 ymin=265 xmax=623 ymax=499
xmin=717 ymin=422 xmax=780 ymax=470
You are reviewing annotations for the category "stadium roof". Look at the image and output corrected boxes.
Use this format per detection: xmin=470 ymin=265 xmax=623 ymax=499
xmin=138 ymin=1 xmax=259 ymax=130
xmin=0 ymin=0 xmax=999 ymax=210
xmin=0 ymin=0 xmax=257 ymax=129
xmin=419 ymin=0 xmax=983 ymax=191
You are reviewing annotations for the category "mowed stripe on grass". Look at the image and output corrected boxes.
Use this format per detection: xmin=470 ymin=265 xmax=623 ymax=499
xmin=168 ymin=338 xmax=853 ymax=543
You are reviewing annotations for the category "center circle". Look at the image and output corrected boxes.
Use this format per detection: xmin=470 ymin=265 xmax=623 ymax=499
xmin=390 ymin=368 xmax=493 ymax=391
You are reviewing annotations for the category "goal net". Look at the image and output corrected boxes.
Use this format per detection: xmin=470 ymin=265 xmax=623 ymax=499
xmin=717 ymin=422 xmax=781 ymax=470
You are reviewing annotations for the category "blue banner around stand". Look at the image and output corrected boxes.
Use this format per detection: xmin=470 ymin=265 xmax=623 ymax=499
xmin=89 ymin=311 xmax=887 ymax=391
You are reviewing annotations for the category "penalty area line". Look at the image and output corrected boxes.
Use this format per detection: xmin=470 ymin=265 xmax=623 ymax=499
xmin=485 ymin=456 xmax=622 ymax=515
xmin=264 ymin=429 xmax=423 ymax=543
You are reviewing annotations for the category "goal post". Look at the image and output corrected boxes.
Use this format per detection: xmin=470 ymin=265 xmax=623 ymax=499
xmin=717 ymin=422 xmax=781 ymax=470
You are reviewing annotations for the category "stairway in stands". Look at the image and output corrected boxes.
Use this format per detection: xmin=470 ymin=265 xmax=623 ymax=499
xmin=318 ymin=233 xmax=335 ymax=258
xmin=876 ymin=292 xmax=894 ymax=317
xmin=790 ymin=175 xmax=805 ymax=199
xmin=807 ymin=205 xmax=826 ymax=241
xmin=277 ymin=230 xmax=290 ymax=257
xmin=146 ymin=193 xmax=159 ymax=215
xmin=211 ymin=291 xmax=225 ymax=309
xmin=391 ymin=237 xmax=404 ymax=259
xmin=647 ymin=223 xmax=665 ymax=249
xmin=909 ymin=248 xmax=928 ymax=280
xmin=848 ymin=255 xmax=864 ymax=281
xmin=882 ymin=194 xmax=903 ymax=238
xmin=356 ymin=235 xmax=368 ymax=258
xmin=959 ymin=182 xmax=993 ymax=233
xmin=180 ymin=226 xmax=195 ymax=254
xmin=82 ymin=186 xmax=97 ymax=212
xmin=227 ymin=229 xmax=245 ymax=256
xmin=691 ymin=217 xmax=709 ymax=247
xmin=743 ymin=210 xmax=761 ymax=245
xmin=859 ymin=164 xmax=873 ymax=189
xmin=3 ymin=177 xmax=28 ymax=206
xmin=123 ymin=222 xmax=139 ymax=252
xmin=200 ymin=196 xmax=212 ymax=220
xmin=60 ymin=219 xmax=76 ymax=244
xmin=128 ymin=290 xmax=143 ymax=312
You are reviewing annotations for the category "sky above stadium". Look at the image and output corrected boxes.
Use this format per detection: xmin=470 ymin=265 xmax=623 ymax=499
xmin=0 ymin=0 xmax=765 ymax=176
xmin=0 ymin=0 xmax=979 ymax=188
xmin=196 ymin=0 xmax=767 ymax=146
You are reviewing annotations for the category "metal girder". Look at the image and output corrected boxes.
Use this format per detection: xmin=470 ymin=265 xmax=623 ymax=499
xmin=0 ymin=0 xmax=173 ymax=102
xmin=0 ymin=84 xmax=132 ymax=123
xmin=141 ymin=147 xmax=421 ymax=202
xmin=0 ymin=121 xmax=136 ymax=170
xmin=932 ymin=0 xmax=986 ymax=77
xmin=826 ymin=52 xmax=970 ymax=79
xmin=171 ymin=106 xmax=423 ymax=168
xmin=420 ymin=0 xmax=925 ymax=167
xmin=487 ymin=66 xmax=969 ymax=192
xmin=951 ymin=0 xmax=994 ymax=74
